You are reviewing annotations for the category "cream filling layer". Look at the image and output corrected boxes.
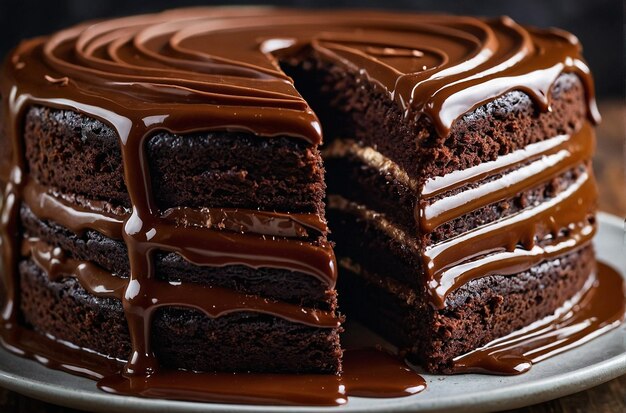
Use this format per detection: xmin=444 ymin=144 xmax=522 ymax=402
xmin=322 ymin=139 xmax=419 ymax=191
xmin=326 ymin=194 xmax=420 ymax=253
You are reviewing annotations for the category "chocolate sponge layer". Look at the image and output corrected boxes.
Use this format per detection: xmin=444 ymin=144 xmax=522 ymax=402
xmin=19 ymin=259 xmax=342 ymax=374
xmin=20 ymin=204 xmax=335 ymax=310
xmin=23 ymin=106 xmax=326 ymax=214
xmin=336 ymin=241 xmax=594 ymax=373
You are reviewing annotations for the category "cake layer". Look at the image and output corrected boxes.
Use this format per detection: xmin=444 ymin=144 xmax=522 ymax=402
xmin=325 ymin=145 xmax=593 ymax=245
xmin=20 ymin=204 xmax=335 ymax=309
xmin=286 ymin=60 xmax=590 ymax=185
xmin=24 ymin=106 xmax=326 ymax=214
xmin=19 ymin=258 xmax=342 ymax=373
xmin=337 ymin=245 xmax=594 ymax=372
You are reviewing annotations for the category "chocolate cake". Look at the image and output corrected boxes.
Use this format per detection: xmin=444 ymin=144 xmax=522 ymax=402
xmin=0 ymin=6 xmax=602 ymax=389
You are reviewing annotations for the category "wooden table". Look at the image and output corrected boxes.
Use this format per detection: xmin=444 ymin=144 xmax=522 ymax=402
xmin=0 ymin=102 xmax=624 ymax=412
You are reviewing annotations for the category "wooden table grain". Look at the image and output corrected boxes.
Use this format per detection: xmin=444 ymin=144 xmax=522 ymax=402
xmin=0 ymin=102 xmax=624 ymax=413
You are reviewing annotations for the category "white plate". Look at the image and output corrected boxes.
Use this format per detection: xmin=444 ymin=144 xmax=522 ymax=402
xmin=0 ymin=212 xmax=624 ymax=413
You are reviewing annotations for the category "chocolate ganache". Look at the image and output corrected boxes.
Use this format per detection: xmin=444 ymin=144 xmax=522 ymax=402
xmin=0 ymin=6 xmax=622 ymax=406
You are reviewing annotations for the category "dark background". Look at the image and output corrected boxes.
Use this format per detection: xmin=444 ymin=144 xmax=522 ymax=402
xmin=0 ymin=0 xmax=623 ymax=99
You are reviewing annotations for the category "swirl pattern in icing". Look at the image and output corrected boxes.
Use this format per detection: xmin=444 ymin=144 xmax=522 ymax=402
xmin=2 ymin=7 xmax=598 ymax=142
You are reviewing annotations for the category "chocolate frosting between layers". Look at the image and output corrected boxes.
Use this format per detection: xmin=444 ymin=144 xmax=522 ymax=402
xmin=21 ymin=238 xmax=340 ymax=328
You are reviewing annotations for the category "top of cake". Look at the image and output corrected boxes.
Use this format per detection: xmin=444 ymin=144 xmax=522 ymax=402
xmin=1 ymin=7 xmax=598 ymax=149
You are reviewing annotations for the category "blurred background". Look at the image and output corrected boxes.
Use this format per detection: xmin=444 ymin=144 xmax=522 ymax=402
xmin=0 ymin=0 xmax=623 ymax=99
xmin=0 ymin=0 xmax=624 ymax=215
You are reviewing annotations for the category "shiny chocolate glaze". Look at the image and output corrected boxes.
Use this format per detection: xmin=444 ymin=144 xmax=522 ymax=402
xmin=451 ymin=262 xmax=625 ymax=374
xmin=22 ymin=238 xmax=339 ymax=327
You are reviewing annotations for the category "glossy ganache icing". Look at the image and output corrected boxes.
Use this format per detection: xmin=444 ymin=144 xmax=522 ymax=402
xmin=0 ymin=6 xmax=615 ymax=405
xmin=451 ymin=262 xmax=625 ymax=375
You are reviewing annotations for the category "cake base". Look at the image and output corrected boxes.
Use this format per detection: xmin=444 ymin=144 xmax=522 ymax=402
xmin=336 ymin=244 xmax=595 ymax=372
xmin=18 ymin=259 xmax=342 ymax=374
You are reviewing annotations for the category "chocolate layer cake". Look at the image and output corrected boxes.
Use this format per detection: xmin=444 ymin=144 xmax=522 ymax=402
xmin=0 ymin=7 xmax=599 ymax=382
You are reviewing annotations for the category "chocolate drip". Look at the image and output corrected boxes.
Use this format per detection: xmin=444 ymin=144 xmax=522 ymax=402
xmin=422 ymin=134 xmax=569 ymax=198
xmin=22 ymin=238 xmax=340 ymax=328
xmin=161 ymin=206 xmax=328 ymax=238
xmin=98 ymin=349 xmax=426 ymax=405
xmin=425 ymin=170 xmax=596 ymax=307
xmin=134 ymin=221 xmax=335 ymax=284
xmin=97 ymin=370 xmax=348 ymax=406
xmin=23 ymin=238 xmax=125 ymax=299
xmin=419 ymin=123 xmax=596 ymax=232
xmin=0 ymin=325 xmax=123 ymax=381
xmin=452 ymin=262 xmax=625 ymax=374
xmin=0 ymin=167 xmax=21 ymax=324
xmin=340 ymin=348 xmax=426 ymax=398
xmin=22 ymin=180 xmax=337 ymax=286
xmin=24 ymin=180 xmax=328 ymax=240
xmin=23 ymin=180 xmax=125 ymax=239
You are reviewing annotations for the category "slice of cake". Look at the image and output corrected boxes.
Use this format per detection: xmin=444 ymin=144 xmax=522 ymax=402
xmin=0 ymin=6 xmax=602 ymax=390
